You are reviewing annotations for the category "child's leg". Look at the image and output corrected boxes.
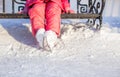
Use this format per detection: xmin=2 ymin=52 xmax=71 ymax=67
xmin=45 ymin=2 xmax=61 ymax=37
xmin=28 ymin=3 xmax=46 ymax=36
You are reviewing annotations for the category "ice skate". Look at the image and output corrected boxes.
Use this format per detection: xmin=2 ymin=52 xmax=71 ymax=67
xmin=43 ymin=30 xmax=57 ymax=51
xmin=35 ymin=29 xmax=45 ymax=48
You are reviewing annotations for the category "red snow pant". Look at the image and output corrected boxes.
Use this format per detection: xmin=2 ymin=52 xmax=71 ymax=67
xmin=28 ymin=1 xmax=61 ymax=37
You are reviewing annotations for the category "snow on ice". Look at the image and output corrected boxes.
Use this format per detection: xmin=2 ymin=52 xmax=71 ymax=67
xmin=0 ymin=18 xmax=120 ymax=77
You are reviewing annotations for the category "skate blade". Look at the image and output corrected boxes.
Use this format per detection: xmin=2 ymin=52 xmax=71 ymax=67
xmin=43 ymin=37 xmax=53 ymax=52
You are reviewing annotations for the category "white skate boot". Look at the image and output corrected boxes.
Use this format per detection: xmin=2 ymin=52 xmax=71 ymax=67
xmin=35 ymin=29 xmax=45 ymax=48
xmin=44 ymin=30 xmax=57 ymax=51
